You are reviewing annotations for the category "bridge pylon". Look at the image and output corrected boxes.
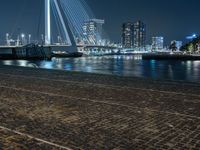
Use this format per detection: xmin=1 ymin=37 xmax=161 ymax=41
xmin=45 ymin=0 xmax=78 ymax=53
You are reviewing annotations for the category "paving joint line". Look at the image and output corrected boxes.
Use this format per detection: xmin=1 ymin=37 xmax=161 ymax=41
xmin=0 ymin=125 xmax=72 ymax=150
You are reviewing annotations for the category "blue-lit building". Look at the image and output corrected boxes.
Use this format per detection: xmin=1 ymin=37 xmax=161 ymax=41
xmin=83 ymin=19 xmax=105 ymax=45
xmin=122 ymin=22 xmax=134 ymax=48
xmin=152 ymin=36 xmax=164 ymax=51
xmin=134 ymin=21 xmax=146 ymax=49
xmin=186 ymin=34 xmax=197 ymax=41
xmin=171 ymin=40 xmax=183 ymax=51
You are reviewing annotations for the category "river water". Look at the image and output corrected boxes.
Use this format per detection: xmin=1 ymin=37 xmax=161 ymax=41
xmin=1 ymin=55 xmax=200 ymax=83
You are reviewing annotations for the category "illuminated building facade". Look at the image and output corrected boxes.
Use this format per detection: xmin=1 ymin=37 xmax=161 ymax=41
xmin=121 ymin=22 xmax=134 ymax=48
xmin=83 ymin=19 xmax=105 ymax=45
xmin=134 ymin=21 xmax=146 ymax=49
xmin=152 ymin=37 xmax=164 ymax=51
xmin=171 ymin=40 xmax=183 ymax=51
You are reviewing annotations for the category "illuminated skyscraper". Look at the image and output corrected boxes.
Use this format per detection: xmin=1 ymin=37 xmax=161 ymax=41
xmin=171 ymin=40 xmax=183 ymax=51
xmin=152 ymin=37 xmax=164 ymax=51
xmin=134 ymin=21 xmax=146 ymax=49
xmin=83 ymin=19 xmax=105 ymax=45
xmin=121 ymin=22 xmax=134 ymax=48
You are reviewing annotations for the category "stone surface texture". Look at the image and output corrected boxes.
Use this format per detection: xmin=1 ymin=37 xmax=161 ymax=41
xmin=0 ymin=65 xmax=200 ymax=150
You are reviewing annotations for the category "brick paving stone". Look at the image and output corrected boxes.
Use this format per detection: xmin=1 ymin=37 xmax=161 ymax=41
xmin=0 ymin=65 xmax=200 ymax=149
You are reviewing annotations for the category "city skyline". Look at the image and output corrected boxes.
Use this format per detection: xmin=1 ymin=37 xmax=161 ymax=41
xmin=87 ymin=0 xmax=200 ymax=44
xmin=0 ymin=0 xmax=200 ymax=44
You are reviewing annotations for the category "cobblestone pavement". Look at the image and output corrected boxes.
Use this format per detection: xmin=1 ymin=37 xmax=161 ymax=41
xmin=0 ymin=65 xmax=200 ymax=149
xmin=0 ymin=129 xmax=58 ymax=150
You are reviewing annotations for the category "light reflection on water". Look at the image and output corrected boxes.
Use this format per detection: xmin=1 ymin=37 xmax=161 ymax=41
xmin=1 ymin=55 xmax=200 ymax=83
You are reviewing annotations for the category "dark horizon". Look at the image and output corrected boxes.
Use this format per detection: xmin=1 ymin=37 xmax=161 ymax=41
xmin=0 ymin=0 xmax=200 ymax=45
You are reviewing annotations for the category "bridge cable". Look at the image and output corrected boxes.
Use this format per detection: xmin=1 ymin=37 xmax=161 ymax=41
xmin=36 ymin=0 xmax=44 ymax=44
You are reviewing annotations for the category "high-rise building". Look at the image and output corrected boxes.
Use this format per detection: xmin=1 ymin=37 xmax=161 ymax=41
xmin=121 ymin=22 xmax=134 ymax=48
xmin=83 ymin=19 xmax=105 ymax=45
xmin=152 ymin=37 xmax=164 ymax=51
xmin=171 ymin=40 xmax=183 ymax=51
xmin=134 ymin=21 xmax=146 ymax=49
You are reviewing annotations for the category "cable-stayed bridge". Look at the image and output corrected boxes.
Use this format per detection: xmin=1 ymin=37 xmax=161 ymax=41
xmin=0 ymin=0 xmax=117 ymax=59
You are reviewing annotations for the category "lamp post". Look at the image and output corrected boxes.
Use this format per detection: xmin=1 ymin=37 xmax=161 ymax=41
xmin=6 ymin=33 xmax=10 ymax=46
xmin=21 ymin=33 xmax=25 ymax=45
xmin=28 ymin=34 xmax=32 ymax=44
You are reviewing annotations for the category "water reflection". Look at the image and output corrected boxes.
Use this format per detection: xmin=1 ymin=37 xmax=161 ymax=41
xmin=0 ymin=55 xmax=200 ymax=83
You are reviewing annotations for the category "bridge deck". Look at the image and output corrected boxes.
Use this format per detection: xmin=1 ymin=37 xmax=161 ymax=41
xmin=0 ymin=45 xmax=70 ymax=49
xmin=0 ymin=44 xmax=117 ymax=49
xmin=0 ymin=65 xmax=200 ymax=149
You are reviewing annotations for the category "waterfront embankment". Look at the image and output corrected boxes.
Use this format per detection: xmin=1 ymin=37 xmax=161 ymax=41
xmin=142 ymin=53 xmax=200 ymax=60
xmin=0 ymin=65 xmax=200 ymax=149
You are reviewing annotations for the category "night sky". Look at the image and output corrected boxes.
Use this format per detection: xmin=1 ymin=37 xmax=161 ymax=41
xmin=0 ymin=0 xmax=200 ymax=44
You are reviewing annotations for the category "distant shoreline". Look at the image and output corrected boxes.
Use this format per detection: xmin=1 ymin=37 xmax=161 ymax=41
xmin=142 ymin=53 xmax=200 ymax=60
xmin=1 ymin=53 xmax=200 ymax=61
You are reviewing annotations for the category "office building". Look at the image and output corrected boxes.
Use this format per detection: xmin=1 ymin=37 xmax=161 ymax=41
xmin=134 ymin=21 xmax=146 ymax=49
xmin=121 ymin=22 xmax=134 ymax=48
xmin=152 ymin=37 xmax=164 ymax=51
xmin=83 ymin=19 xmax=105 ymax=45
xmin=171 ymin=40 xmax=183 ymax=51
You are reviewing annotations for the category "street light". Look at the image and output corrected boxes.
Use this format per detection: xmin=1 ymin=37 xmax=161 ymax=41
xmin=28 ymin=34 xmax=31 ymax=44
xmin=21 ymin=33 xmax=25 ymax=38
xmin=21 ymin=33 xmax=25 ymax=45
xmin=6 ymin=33 xmax=10 ymax=46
